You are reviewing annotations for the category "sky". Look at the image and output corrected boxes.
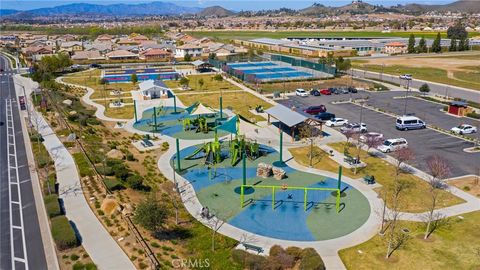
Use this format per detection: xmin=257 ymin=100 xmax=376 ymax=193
xmin=1 ymin=0 xmax=457 ymax=11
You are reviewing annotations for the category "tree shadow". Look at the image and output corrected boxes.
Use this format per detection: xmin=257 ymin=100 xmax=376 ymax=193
xmin=154 ymin=226 xmax=193 ymax=241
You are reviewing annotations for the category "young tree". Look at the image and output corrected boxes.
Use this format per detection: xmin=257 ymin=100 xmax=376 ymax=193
xmin=449 ymin=38 xmax=457 ymax=52
xmin=419 ymin=83 xmax=430 ymax=95
xmin=423 ymin=155 xmax=450 ymax=239
xmin=183 ymin=53 xmax=192 ymax=62
xmin=385 ymin=179 xmax=411 ymax=259
xmin=131 ymin=73 xmax=138 ymax=85
xmin=133 ymin=196 xmax=169 ymax=233
xmin=299 ymin=124 xmax=319 ymax=167
xmin=179 ymin=77 xmax=189 ymax=88
xmin=391 ymin=147 xmax=415 ymax=178
xmin=198 ymin=78 xmax=204 ymax=89
xmin=364 ymin=135 xmax=382 ymax=154
xmin=464 ymin=38 xmax=470 ymax=51
xmin=207 ymin=211 xmax=228 ymax=251
xmin=213 ymin=74 xmax=223 ymax=82
xmin=431 ymin=32 xmax=442 ymax=53
xmin=458 ymin=38 xmax=466 ymax=52
xmin=407 ymin=34 xmax=416 ymax=54
xmin=417 ymin=37 xmax=428 ymax=53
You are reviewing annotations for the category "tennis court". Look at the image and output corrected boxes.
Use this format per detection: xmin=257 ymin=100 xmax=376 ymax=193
xmin=102 ymin=68 xmax=180 ymax=83
xmin=225 ymin=61 xmax=315 ymax=82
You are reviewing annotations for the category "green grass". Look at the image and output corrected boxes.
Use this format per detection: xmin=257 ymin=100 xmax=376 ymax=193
xmin=186 ymin=31 xmax=480 ymax=41
xmin=165 ymin=74 xmax=241 ymax=92
xmin=352 ymin=63 xmax=480 ymax=90
xmin=339 ymin=211 xmax=480 ymax=270
xmin=72 ymin=152 xmax=94 ymax=177
xmin=50 ymin=216 xmax=79 ymax=251
xmin=103 ymin=105 xmax=134 ymax=119
xmin=44 ymin=194 xmax=62 ymax=218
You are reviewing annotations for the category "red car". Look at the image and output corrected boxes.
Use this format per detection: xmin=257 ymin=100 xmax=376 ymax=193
xmin=320 ymin=89 xmax=331 ymax=95
xmin=304 ymin=105 xmax=327 ymax=115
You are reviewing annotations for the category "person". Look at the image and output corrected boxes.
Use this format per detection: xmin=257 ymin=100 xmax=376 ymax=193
xmin=201 ymin=207 xmax=206 ymax=218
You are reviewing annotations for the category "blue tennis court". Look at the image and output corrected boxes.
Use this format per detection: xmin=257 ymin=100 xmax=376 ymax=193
xmin=226 ymin=61 xmax=315 ymax=82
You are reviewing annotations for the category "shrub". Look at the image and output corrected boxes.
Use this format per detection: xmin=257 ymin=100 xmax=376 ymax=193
xmin=70 ymin=254 xmax=80 ymax=261
xmin=286 ymin=246 xmax=303 ymax=260
xmin=113 ymin=164 xmax=130 ymax=181
xmin=30 ymin=133 xmax=44 ymax=142
xmin=231 ymin=250 xmax=266 ymax=269
xmin=269 ymin=245 xmax=285 ymax=257
xmin=126 ymin=152 xmax=135 ymax=161
xmin=299 ymin=248 xmax=325 ymax=270
xmin=63 ymin=141 xmax=75 ymax=148
xmin=44 ymin=194 xmax=61 ymax=218
xmin=73 ymin=262 xmax=97 ymax=270
xmin=104 ymin=178 xmax=125 ymax=191
xmin=467 ymin=112 xmax=480 ymax=119
xmin=96 ymin=166 xmax=114 ymax=176
xmin=50 ymin=216 xmax=78 ymax=250
xmin=126 ymin=174 xmax=144 ymax=189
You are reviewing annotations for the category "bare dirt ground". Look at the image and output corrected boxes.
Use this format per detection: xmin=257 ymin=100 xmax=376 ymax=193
xmin=448 ymin=175 xmax=480 ymax=197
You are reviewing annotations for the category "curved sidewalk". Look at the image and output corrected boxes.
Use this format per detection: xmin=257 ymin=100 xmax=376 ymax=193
xmin=21 ymin=78 xmax=135 ymax=270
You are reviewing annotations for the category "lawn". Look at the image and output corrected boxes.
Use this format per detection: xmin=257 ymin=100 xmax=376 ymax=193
xmin=177 ymin=91 xmax=271 ymax=122
xmin=352 ymin=63 xmax=480 ymax=90
xmin=339 ymin=211 xmax=480 ymax=270
xmin=289 ymin=144 xmax=464 ymax=213
xmin=186 ymin=31 xmax=479 ymax=41
xmin=103 ymin=105 xmax=134 ymax=119
xmin=165 ymin=74 xmax=241 ymax=92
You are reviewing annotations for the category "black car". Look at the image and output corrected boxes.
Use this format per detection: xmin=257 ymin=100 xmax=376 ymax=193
xmin=0 ymin=121 xmax=4 ymax=126
xmin=90 ymin=63 xmax=102 ymax=68
xmin=310 ymin=89 xmax=320 ymax=96
xmin=332 ymin=88 xmax=341 ymax=95
xmin=316 ymin=112 xmax=336 ymax=120
xmin=348 ymin=87 xmax=358 ymax=93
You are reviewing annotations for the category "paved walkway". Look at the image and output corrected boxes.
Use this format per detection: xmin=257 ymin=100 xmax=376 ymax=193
xmin=18 ymin=76 xmax=135 ymax=270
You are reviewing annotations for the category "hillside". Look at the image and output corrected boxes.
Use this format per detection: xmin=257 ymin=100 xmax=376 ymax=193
xmin=198 ymin=6 xmax=235 ymax=17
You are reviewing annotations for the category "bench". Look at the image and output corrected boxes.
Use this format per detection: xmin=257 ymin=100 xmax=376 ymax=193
xmin=242 ymin=243 xmax=264 ymax=254
xmin=344 ymin=155 xmax=360 ymax=165
xmin=363 ymin=175 xmax=376 ymax=185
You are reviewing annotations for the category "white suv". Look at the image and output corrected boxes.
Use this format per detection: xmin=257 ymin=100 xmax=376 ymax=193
xmin=377 ymin=138 xmax=408 ymax=153
xmin=295 ymin=89 xmax=308 ymax=97
xmin=325 ymin=118 xmax=348 ymax=127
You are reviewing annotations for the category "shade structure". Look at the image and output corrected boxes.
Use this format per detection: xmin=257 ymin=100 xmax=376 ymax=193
xmin=216 ymin=115 xmax=238 ymax=134
xmin=265 ymin=104 xmax=307 ymax=127
xmin=190 ymin=103 xmax=217 ymax=116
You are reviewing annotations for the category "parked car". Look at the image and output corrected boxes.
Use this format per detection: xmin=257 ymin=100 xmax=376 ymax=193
xmin=304 ymin=105 xmax=327 ymax=115
xmin=310 ymin=89 xmax=320 ymax=96
xmin=316 ymin=112 xmax=336 ymax=121
xmin=359 ymin=132 xmax=384 ymax=143
xmin=340 ymin=87 xmax=349 ymax=94
xmin=332 ymin=88 xmax=341 ymax=95
xmin=341 ymin=123 xmax=367 ymax=133
xmin=295 ymin=88 xmax=309 ymax=97
xmin=348 ymin=87 xmax=358 ymax=93
xmin=377 ymin=138 xmax=408 ymax=153
xmin=90 ymin=63 xmax=102 ymax=68
xmin=396 ymin=115 xmax=426 ymax=130
xmin=400 ymin=74 xmax=412 ymax=80
xmin=325 ymin=118 xmax=348 ymax=127
xmin=70 ymin=64 xmax=81 ymax=69
xmin=450 ymin=124 xmax=477 ymax=135
xmin=320 ymin=89 xmax=331 ymax=95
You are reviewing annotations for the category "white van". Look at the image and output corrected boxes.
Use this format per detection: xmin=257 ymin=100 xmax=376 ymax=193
xmin=377 ymin=138 xmax=408 ymax=153
xmin=396 ymin=115 xmax=426 ymax=131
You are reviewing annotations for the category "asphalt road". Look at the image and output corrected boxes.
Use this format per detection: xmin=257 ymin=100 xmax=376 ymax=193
xmin=0 ymin=55 xmax=48 ymax=270
xmin=279 ymin=92 xmax=480 ymax=177
xmin=352 ymin=68 xmax=480 ymax=102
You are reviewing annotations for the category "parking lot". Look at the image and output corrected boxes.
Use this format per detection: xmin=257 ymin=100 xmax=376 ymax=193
xmin=278 ymin=90 xmax=480 ymax=177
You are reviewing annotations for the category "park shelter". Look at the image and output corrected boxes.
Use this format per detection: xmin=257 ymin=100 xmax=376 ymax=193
xmin=265 ymin=104 xmax=308 ymax=141
xmin=191 ymin=60 xmax=213 ymax=72
xmin=190 ymin=103 xmax=217 ymax=116
xmin=448 ymin=101 xmax=471 ymax=117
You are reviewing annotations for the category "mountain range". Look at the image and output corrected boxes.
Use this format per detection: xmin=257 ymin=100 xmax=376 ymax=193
xmin=1 ymin=0 xmax=478 ymax=19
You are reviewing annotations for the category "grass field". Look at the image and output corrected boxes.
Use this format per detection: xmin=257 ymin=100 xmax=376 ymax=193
xmin=177 ymin=91 xmax=271 ymax=122
xmin=165 ymin=74 xmax=241 ymax=92
xmin=187 ymin=31 xmax=480 ymax=41
xmin=289 ymin=144 xmax=464 ymax=213
xmin=339 ymin=211 xmax=480 ymax=270
xmin=103 ymin=105 xmax=134 ymax=119
xmin=352 ymin=63 xmax=480 ymax=90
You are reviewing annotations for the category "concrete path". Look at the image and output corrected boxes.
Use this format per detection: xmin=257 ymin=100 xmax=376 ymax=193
xmin=18 ymin=76 xmax=135 ymax=270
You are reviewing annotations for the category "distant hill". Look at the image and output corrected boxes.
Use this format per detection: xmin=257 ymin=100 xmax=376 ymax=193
xmin=1 ymin=2 xmax=202 ymax=17
xmin=299 ymin=3 xmax=332 ymax=16
xmin=198 ymin=6 xmax=235 ymax=17
xmin=400 ymin=0 xmax=480 ymax=14
xmin=337 ymin=1 xmax=377 ymax=14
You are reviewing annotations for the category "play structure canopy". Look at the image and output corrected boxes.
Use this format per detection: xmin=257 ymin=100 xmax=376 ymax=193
xmin=216 ymin=115 xmax=238 ymax=134
xmin=191 ymin=103 xmax=217 ymax=116
xmin=265 ymin=104 xmax=307 ymax=127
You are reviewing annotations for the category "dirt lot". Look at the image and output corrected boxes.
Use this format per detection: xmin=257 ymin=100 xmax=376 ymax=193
xmin=448 ymin=175 xmax=480 ymax=197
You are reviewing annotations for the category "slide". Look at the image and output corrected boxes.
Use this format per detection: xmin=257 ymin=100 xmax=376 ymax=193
xmin=231 ymin=147 xmax=239 ymax=166
xmin=184 ymin=146 xmax=205 ymax=160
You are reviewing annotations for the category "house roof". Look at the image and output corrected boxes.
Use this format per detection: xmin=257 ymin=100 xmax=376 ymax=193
xmin=139 ymin=80 xmax=170 ymax=91
xmin=265 ymin=104 xmax=307 ymax=127
xmin=141 ymin=48 xmax=171 ymax=56
xmin=106 ymin=49 xmax=138 ymax=58
xmin=385 ymin=42 xmax=406 ymax=47
xmin=72 ymin=51 xmax=104 ymax=60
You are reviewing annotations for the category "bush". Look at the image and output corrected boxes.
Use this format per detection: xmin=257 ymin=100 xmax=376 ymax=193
xmin=269 ymin=245 xmax=285 ymax=257
xmin=96 ymin=166 xmax=114 ymax=176
xmin=467 ymin=112 xmax=480 ymax=119
xmin=286 ymin=246 xmax=303 ymax=260
xmin=73 ymin=262 xmax=97 ymax=270
xmin=44 ymin=194 xmax=62 ymax=218
xmin=72 ymin=153 xmax=94 ymax=177
xmin=126 ymin=152 xmax=135 ymax=161
xmin=113 ymin=164 xmax=130 ymax=181
xmin=126 ymin=174 xmax=144 ymax=189
xmin=299 ymin=248 xmax=325 ymax=270
xmin=63 ymin=141 xmax=75 ymax=148
xmin=104 ymin=178 xmax=125 ymax=191
xmin=50 ymin=216 xmax=78 ymax=250
xmin=30 ymin=133 xmax=44 ymax=142
xmin=231 ymin=250 xmax=266 ymax=269
xmin=70 ymin=254 xmax=80 ymax=261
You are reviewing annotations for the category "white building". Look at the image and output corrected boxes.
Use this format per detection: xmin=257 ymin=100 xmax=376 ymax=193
xmin=138 ymin=80 xmax=171 ymax=100
xmin=175 ymin=44 xmax=202 ymax=58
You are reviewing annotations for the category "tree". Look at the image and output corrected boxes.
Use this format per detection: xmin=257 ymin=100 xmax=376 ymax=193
xmin=447 ymin=23 xmax=468 ymax=40
xmin=179 ymin=77 xmax=189 ymax=87
xmin=213 ymin=74 xmax=223 ymax=82
xmin=449 ymin=38 xmax=457 ymax=52
xmin=335 ymin=57 xmax=351 ymax=72
xmin=458 ymin=38 xmax=466 ymax=52
xmin=417 ymin=37 xmax=428 ymax=53
xmin=419 ymin=83 xmax=430 ymax=95
xmin=364 ymin=135 xmax=382 ymax=154
xmin=392 ymin=147 xmax=415 ymax=178
xmin=431 ymin=32 xmax=442 ymax=53
xmin=198 ymin=78 xmax=204 ymax=89
xmin=207 ymin=211 xmax=229 ymax=251
xmin=318 ymin=56 xmax=327 ymax=65
xmin=423 ymin=155 xmax=450 ymax=239
xmin=133 ymin=196 xmax=169 ymax=232
xmin=208 ymin=53 xmax=217 ymax=60
xmin=183 ymin=53 xmax=192 ymax=62
xmin=131 ymin=73 xmax=138 ymax=85
xmin=299 ymin=124 xmax=319 ymax=167
xmin=464 ymin=38 xmax=470 ymax=51
xmin=407 ymin=34 xmax=416 ymax=54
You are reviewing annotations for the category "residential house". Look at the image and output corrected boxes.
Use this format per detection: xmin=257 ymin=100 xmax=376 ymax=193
xmin=105 ymin=49 xmax=138 ymax=60
xmin=71 ymin=51 xmax=105 ymax=61
xmin=384 ymin=42 xmax=407 ymax=54
xmin=22 ymin=45 xmax=54 ymax=61
xmin=60 ymin=41 xmax=83 ymax=54
xmin=139 ymin=48 xmax=173 ymax=61
xmin=175 ymin=44 xmax=202 ymax=58
xmin=95 ymin=34 xmax=114 ymax=43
